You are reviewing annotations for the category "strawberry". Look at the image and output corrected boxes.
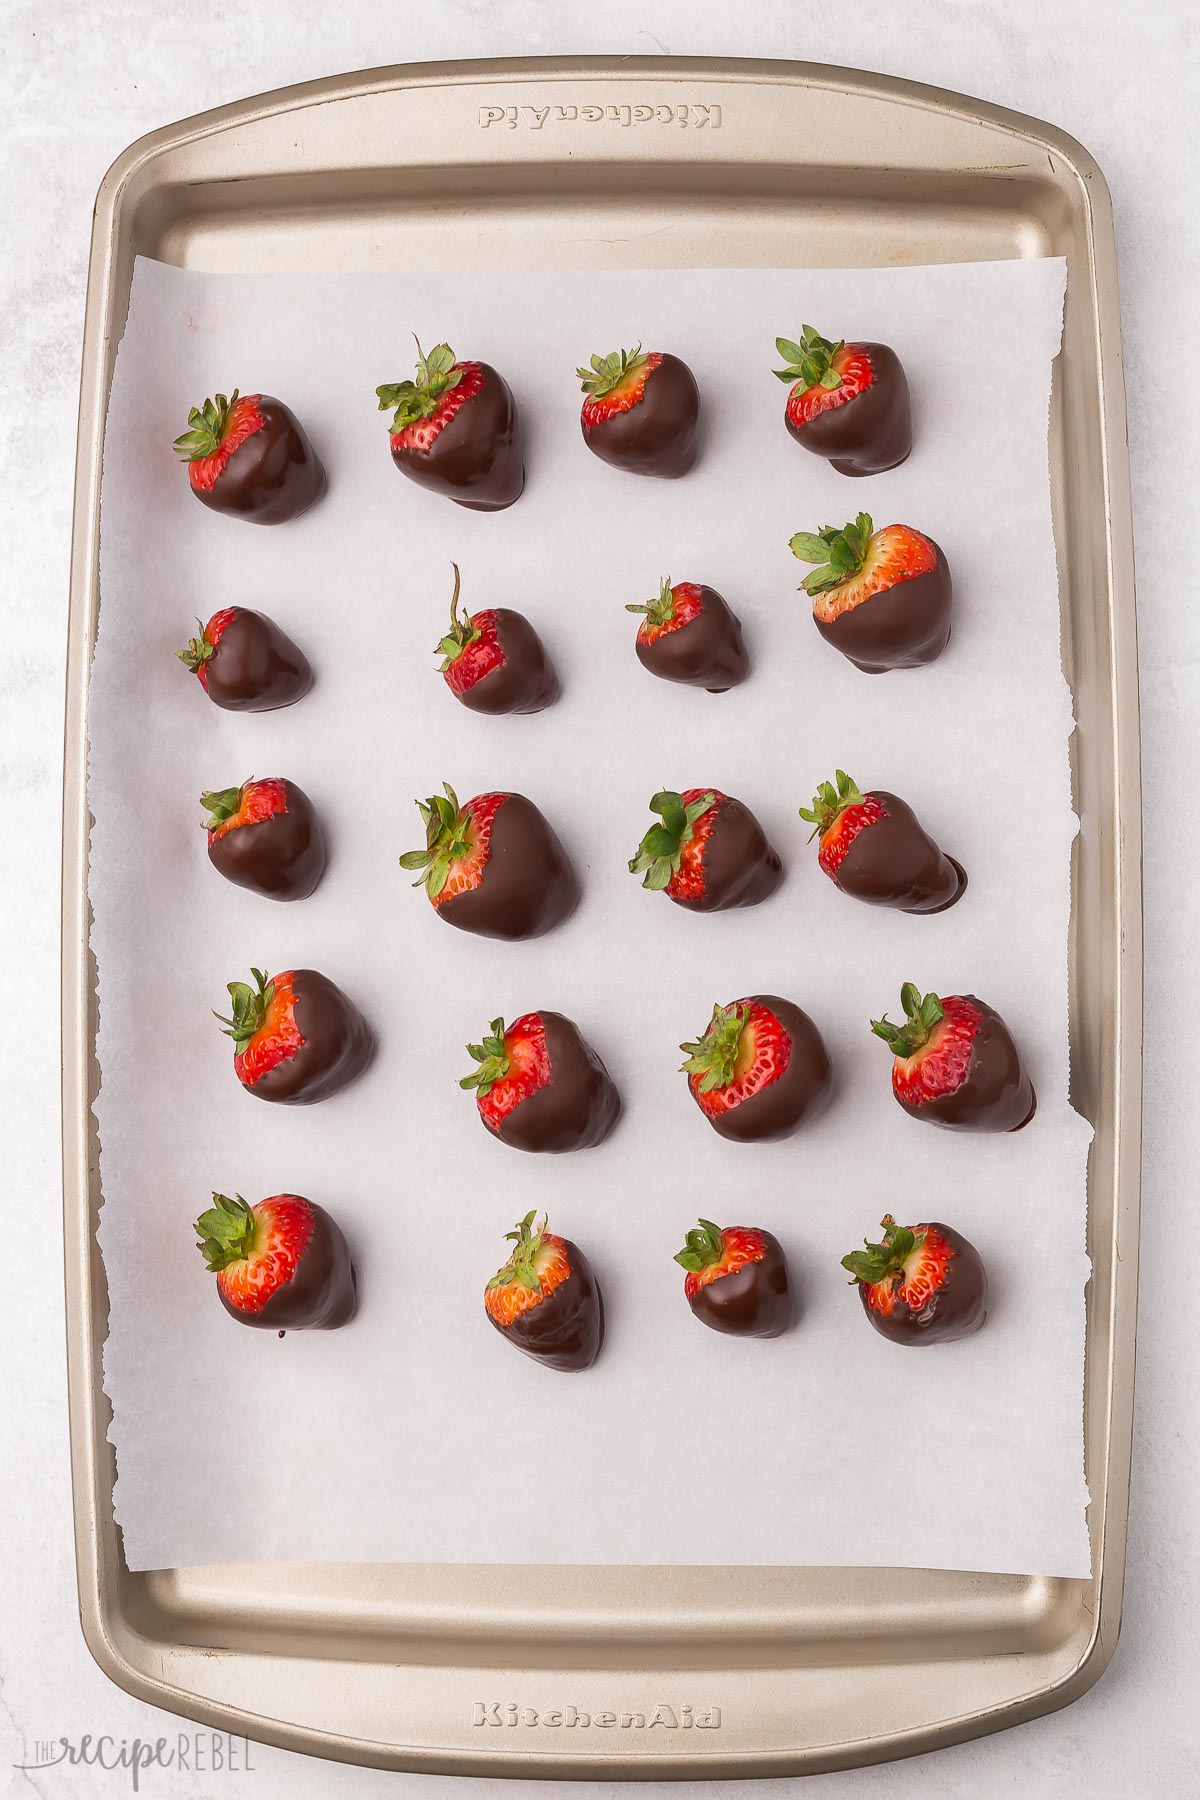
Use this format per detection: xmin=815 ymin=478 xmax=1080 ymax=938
xmin=400 ymin=785 xmax=577 ymax=941
xmin=484 ymin=1211 xmax=604 ymax=1371
xmin=789 ymin=512 xmax=952 ymax=673
xmin=674 ymin=1219 xmax=793 ymax=1338
xmin=215 ymin=965 xmax=374 ymax=1105
xmin=626 ymin=577 xmax=748 ymax=692
xmin=193 ymin=1191 xmax=357 ymax=1332
xmin=461 ymin=1012 xmax=620 ymax=1153
xmin=176 ymin=606 xmax=312 ymax=712
xmin=799 ymin=769 xmax=966 ymax=913
xmin=577 ymin=346 xmax=700 ymax=477
xmin=841 ymin=1213 xmax=988 ymax=1346
xmin=376 ymin=339 xmax=524 ymax=511
xmin=680 ymin=995 xmax=832 ymax=1142
xmin=435 ymin=562 xmax=559 ymax=715
xmin=871 ymin=984 xmax=1036 ymax=1132
xmin=172 ymin=389 xmax=325 ymax=523
xmin=202 ymin=778 xmax=326 ymax=901
xmin=628 ymin=789 xmax=781 ymax=912
xmin=773 ymin=326 xmax=911 ymax=475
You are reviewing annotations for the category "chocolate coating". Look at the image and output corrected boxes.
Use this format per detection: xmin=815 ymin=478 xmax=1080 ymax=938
xmin=458 ymin=611 xmax=560 ymax=715
xmin=202 ymin=609 xmax=313 ymax=712
xmin=492 ymin=1012 xmax=621 ymax=1154
xmin=490 ymin=1241 xmax=604 ymax=1371
xmin=785 ymin=343 xmax=911 ymax=477
xmin=207 ymin=782 xmax=326 ymax=902
xmin=897 ymin=998 xmax=1035 ymax=1133
xmin=194 ymin=397 xmax=326 ymax=524
xmin=246 ymin=970 xmax=374 ymax=1106
xmin=635 ymin=586 xmax=749 ymax=693
xmin=391 ymin=363 xmax=524 ymax=511
xmin=815 ymin=545 xmax=952 ymax=674
xmin=858 ymin=1222 xmax=988 ymax=1345
xmin=834 ymin=792 xmax=965 ymax=914
xmin=438 ymin=794 xmax=578 ymax=941
xmin=688 ymin=1231 xmax=794 ymax=1339
xmin=220 ymin=1202 xmax=357 ymax=1332
xmin=583 ymin=353 xmax=700 ymax=478
xmin=699 ymin=997 xmax=833 ymax=1143
xmin=676 ymin=796 xmax=783 ymax=913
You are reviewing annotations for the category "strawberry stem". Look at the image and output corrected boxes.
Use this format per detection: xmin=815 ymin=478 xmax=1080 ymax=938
xmin=772 ymin=326 xmax=845 ymax=391
xmin=797 ymin=768 xmax=864 ymax=841
xmin=789 ymin=514 xmax=873 ymax=598
xmin=486 ymin=1210 xmax=547 ymax=1291
xmin=460 ymin=1018 xmax=511 ymax=1097
xmin=200 ymin=784 xmax=246 ymax=831
xmin=172 ymin=391 xmax=240 ymax=461
xmin=213 ymin=967 xmax=273 ymax=1049
xmin=870 ymin=984 xmax=944 ymax=1058
xmin=841 ymin=1214 xmax=920 ymax=1285
xmin=194 ymin=1192 xmax=258 ymax=1271
xmin=673 ymin=1218 xmax=725 ymax=1273
xmin=628 ymin=789 xmax=716 ymax=891
xmin=434 ymin=563 xmax=481 ymax=668
xmin=577 ymin=345 xmax=648 ymax=398
xmin=376 ymin=339 xmax=464 ymax=431
xmin=176 ymin=617 xmax=214 ymax=672
xmin=625 ymin=576 xmax=678 ymax=626
xmin=680 ymin=1002 xmax=752 ymax=1094
xmin=399 ymin=783 xmax=474 ymax=900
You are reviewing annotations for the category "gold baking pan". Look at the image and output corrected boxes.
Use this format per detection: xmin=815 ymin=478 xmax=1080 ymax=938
xmin=62 ymin=56 xmax=1140 ymax=1779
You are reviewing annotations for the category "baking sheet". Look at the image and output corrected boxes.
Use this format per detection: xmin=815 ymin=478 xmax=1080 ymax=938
xmin=91 ymin=254 xmax=1090 ymax=1576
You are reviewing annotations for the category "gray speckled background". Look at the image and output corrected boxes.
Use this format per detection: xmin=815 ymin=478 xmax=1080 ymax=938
xmin=2 ymin=1 xmax=1195 ymax=1794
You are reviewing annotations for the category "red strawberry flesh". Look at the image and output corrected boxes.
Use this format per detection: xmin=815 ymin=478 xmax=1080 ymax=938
xmin=205 ymin=777 xmax=288 ymax=845
xmin=581 ymin=351 xmax=663 ymax=430
xmin=888 ymin=995 xmax=981 ymax=1107
xmin=485 ymin=1214 xmax=571 ymax=1328
xmin=200 ymin=1193 xmax=315 ymax=1314
xmin=391 ymin=361 xmax=484 ymax=453
xmin=785 ymin=344 xmax=874 ymax=429
xmin=679 ymin=1223 xmax=767 ymax=1303
xmin=683 ymin=999 xmax=792 ymax=1120
xmin=182 ymin=395 xmax=266 ymax=492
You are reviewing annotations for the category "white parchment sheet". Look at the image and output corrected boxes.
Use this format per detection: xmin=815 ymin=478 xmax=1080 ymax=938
xmin=92 ymin=255 xmax=1090 ymax=1576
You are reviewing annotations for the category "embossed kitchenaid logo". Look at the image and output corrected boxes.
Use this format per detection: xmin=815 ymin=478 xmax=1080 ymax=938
xmin=472 ymin=1701 xmax=721 ymax=1730
xmin=478 ymin=101 xmax=723 ymax=131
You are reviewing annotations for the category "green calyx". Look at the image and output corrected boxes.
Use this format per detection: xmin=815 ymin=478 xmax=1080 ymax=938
xmin=434 ymin=563 xmax=480 ymax=668
xmin=399 ymin=783 xmax=474 ymax=900
xmin=628 ymin=789 xmax=716 ymax=892
xmin=486 ymin=1210 xmax=547 ymax=1292
xmin=773 ymin=326 xmax=845 ymax=392
xmin=460 ymin=1018 xmax=511 ymax=1098
xmin=200 ymin=783 xmax=246 ymax=832
xmin=172 ymin=390 xmax=239 ymax=461
xmin=193 ymin=1191 xmax=258 ymax=1271
xmin=577 ymin=345 xmax=648 ymax=398
xmin=870 ymin=984 xmax=944 ymax=1058
xmin=789 ymin=514 xmax=873 ymax=597
xmin=798 ymin=769 xmax=863 ymax=841
xmin=680 ymin=1001 xmax=751 ymax=1094
xmin=625 ymin=576 xmax=677 ymax=627
xmin=376 ymin=337 xmax=463 ymax=431
xmin=176 ymin=618 xmax=214 ymax=673
xmin=841 ymin=1213 xmax=920 ymax=1286
xmin=673 ymin=1217 xmax=726 ymax=1274
xmin=213 ymin=967 xmax=273 ymax=1050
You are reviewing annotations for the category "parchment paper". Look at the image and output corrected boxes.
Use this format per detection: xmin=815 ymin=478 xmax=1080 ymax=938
xmin=92 ymin=255 xmax=1090 ymax=1575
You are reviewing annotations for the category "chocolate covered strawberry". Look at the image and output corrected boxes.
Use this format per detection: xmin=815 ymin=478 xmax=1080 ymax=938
xmin=194 ymin=1192 xmax=356 ymax=1332
xmin=842 ymin=1214 xmax=988 ymax=1346
xmin=626 ymin=577 xmax=749 ymax=693
xmin=400 ymin=785 xmax=577 ymax=941
xmin=871 ymin=985 xmax=1036 ymax=1132
xmin=377 ymin=339 xmax=524 ymax=511
xmin=577 ymin=346 xmax=700 ymax=477
xmin=215 ymin=966 xmax=374 ymax=1105
xmin=202 ymin=779 xmax=326 ymax=901
xmin=774 ymin=327 xmax=911 ymax=476
xmin=436 ymin=563 xmax=559 ymax=715
xmin=674 ymin=1220 xmax=793 ymax=1339
xmin=681 ymin=996 xmax=832 ymax=1143
xmin=799 ymin=770 xmax=966 ymax=913
xmin=172 ymin=389 xmax=325 ymax=524
xmin=629 ymin=789 xmax=781 ymax=912
xmin=461 ymin=1012 xmax=620 ymax=1153
xmin=790 ymin=513 xmax=952 ymax=674
xmin=177 ymin=607 xmax=312 ymax=712
xmin=485 ymin=1211 xmax=604 ymax=1371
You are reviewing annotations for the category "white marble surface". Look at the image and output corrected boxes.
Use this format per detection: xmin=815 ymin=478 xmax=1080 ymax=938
xmin=1 ymin=1 xmax=1195 ymax=1795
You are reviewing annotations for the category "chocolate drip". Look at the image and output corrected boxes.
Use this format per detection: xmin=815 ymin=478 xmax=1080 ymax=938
xmin=835 ymin=791 xmax=965 ymax=913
